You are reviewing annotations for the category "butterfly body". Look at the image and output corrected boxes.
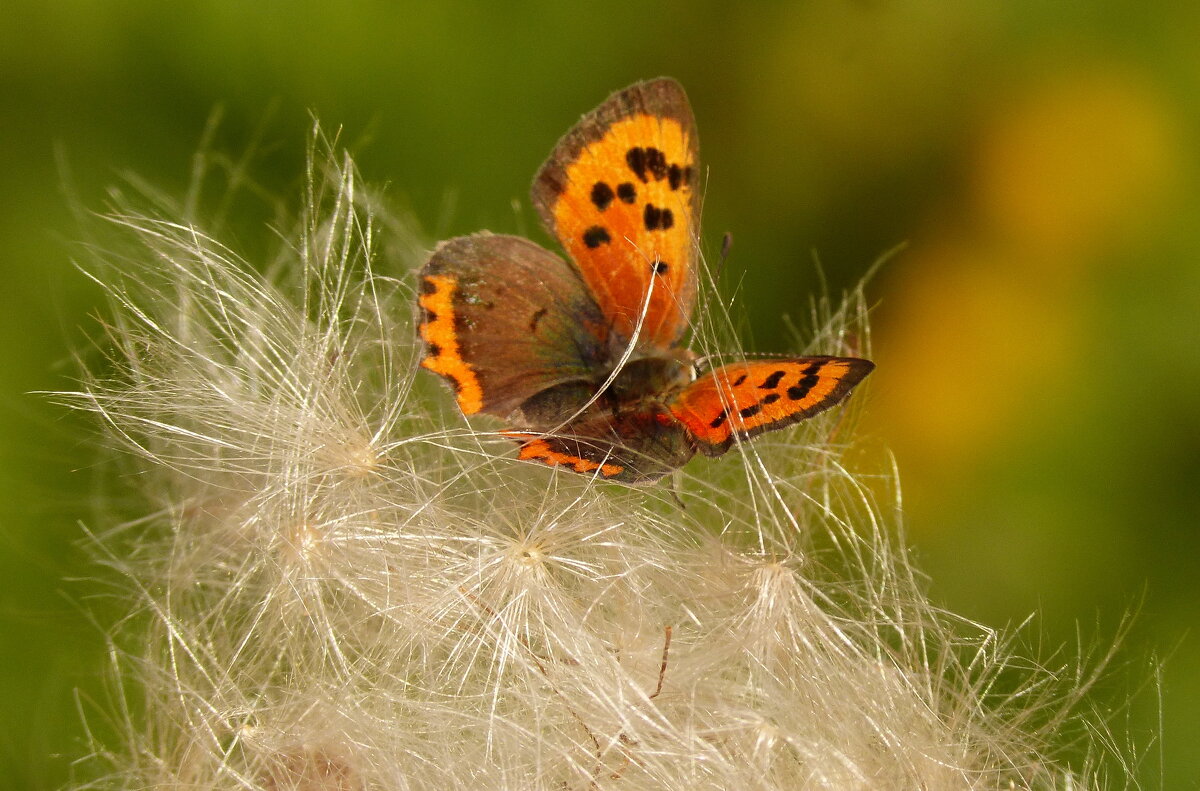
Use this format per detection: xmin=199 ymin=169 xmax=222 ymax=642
xmin=419 ymin=79 xmax=874 ymax=483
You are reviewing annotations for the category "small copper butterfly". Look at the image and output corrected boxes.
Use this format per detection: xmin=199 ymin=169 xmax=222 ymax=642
xmin=418 ymin=79 xmax=874 ymax=483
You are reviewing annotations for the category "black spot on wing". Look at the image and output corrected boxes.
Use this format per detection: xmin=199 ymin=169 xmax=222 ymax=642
xmin=739 ymin=404 xmax=762 ymax=419
xmin=645 ymin=147 xmax=668 ymax=180
xmin=591 ymin=182 xmax=614 ymax=211
xmin=617 ymin=182 xmax=637 ymax=203
xmin=786 ymin=364 xmax=822 ymax=401
xmin=627 ymin=146 xmax=670 ymax=183
xmin=652 ymin=260 xmax=669 ymax=275
xmin=528 ymin=307 xmax=548 ymax=334
xmin=786 ymin=384 xmax=810 ymax=401
xmin=644 ymin=204 xmax=674 ymax=231
xmin=582 ymin=226 xmax=611 ymax=248
xmin=709 ymin=408 xmax=729 ymax=429
xmin=626 ymin=147 xmax=648 ymax=182
xmin=759 ymin=370 xmax=786 ymax=389
xmin=668 ymin=164 xmax=683 ymax=190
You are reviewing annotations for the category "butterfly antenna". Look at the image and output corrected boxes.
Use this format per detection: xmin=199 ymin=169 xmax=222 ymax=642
xmin=714 ymin=231 xmax=733 ymax=282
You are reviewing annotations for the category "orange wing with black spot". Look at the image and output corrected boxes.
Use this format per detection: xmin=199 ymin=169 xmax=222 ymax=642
xmin=669 ymin=357 xmax=875 ymax=456
xmin=531 ymin=78 xmax=700 ymax=351
xmin=419 ymin=233 xmax=607 ymax=420
xmin=501 ymin=406 xmax=696 ymax=484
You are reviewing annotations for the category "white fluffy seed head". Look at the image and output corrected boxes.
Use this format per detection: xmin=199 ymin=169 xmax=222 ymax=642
xmin=60 ymin=132 xmax=1129 ymax=791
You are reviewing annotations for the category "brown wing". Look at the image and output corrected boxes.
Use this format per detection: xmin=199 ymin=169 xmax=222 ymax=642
xmin=418 ymin=233 xmax=607 ymax=419
xmin=502 ymin=407 xmax=696 ymax=484
xmin=531 ymin=78 xmax=700 ymax=351
xmin=669 ymin=357 xmax=874 ymax=456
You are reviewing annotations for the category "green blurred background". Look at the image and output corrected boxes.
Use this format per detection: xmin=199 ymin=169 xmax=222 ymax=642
xmin=2 ymin=1 xmax=1197 ymax=787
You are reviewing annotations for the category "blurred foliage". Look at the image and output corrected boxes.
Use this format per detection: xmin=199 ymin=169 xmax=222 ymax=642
xmin=1 ymin=1 xmax=1197 ymax=787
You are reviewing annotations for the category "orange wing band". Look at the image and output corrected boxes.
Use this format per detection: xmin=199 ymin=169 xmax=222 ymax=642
xmin=502 ymin=432 xmax=625 ymax=479
xmin=418 ymin=274 xmax=484 ymax=415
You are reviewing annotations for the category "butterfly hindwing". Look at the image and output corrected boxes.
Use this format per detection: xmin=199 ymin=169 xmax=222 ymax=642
xmin=531 ymin=78 xmax=700 ymax=351
xmin=669 ymin=357 xmax=875 ymax=456
xmin=503 ymin=407 xmax=696 ymax=484
xmin=419 ymin=233 xmax=607 ymax=419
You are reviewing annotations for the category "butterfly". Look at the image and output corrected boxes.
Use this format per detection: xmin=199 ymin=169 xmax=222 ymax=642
xmin=418 ymin=78 xmax=874 ymax=483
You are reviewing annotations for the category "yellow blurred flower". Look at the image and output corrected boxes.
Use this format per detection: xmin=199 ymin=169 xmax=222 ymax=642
xmin=971 ymin=64 xmax=1180 ymax=262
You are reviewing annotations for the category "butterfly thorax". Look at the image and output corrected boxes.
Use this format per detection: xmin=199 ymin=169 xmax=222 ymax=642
xmin=604 ymin=349 xmax=695 ymax=404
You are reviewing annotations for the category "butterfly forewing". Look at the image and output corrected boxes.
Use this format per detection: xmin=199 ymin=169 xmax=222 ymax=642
xmin=418 ymin=234 xmax=607 ymax=419
xmin=532 ymin=78 xmax=700 ymax=351
xmin=669 ymin=357 xmax=875 ymax=455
